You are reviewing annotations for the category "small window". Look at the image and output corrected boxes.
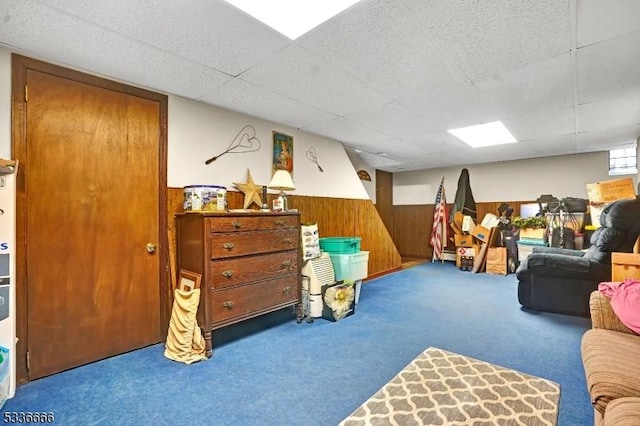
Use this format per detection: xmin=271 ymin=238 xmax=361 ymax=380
xmin=609 ymin=145 xmax=637 ymax=176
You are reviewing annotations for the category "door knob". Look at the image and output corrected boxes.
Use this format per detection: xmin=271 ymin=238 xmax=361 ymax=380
xmin=146 ymin=243 xmax=156 ymax=253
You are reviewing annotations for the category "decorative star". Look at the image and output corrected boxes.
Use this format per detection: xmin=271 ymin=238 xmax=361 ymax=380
xmin=233 ymin=169 xmax=263 ymax=209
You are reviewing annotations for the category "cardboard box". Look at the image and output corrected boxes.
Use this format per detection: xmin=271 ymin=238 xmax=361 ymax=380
xmin=455 ymin=234 xmax=474 ymax=247
xmin=480 ymin=213 xmax=500 ymax=228
xmin=462 ymin=216 xmax=475 ymax=235
xmin=587 ymin=178 xmax=636 ymax=228
xmin=587 ymin=178 xmax=636 ymax=204
xmin=519 ymin=228 xmax=546 ymax=240
xmin=471 ymin=225 xmax=491 ymax=243
xmin=456 ymin=246 xmax=475 ymax=268
xmin=486 ymin=247 xmax=507 ymax=275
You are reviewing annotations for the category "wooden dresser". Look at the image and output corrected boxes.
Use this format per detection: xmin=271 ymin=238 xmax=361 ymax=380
xmin=175 ymin=211 xmax=302 ymax=357
xmin=611 ymin=252 xmax=640 ymax=281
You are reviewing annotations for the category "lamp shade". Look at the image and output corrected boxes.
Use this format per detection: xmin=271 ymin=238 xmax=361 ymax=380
xmin=268 ymin=170 xmax=295 ymax=191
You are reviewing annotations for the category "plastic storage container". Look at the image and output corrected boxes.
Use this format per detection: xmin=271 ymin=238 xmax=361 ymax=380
xmin=183 ymin=185 xmax=227 ymax=212
xmin=319 ymin=237 xmax=361 ymax=254
xmin=517 ymin=240 xmax=547 ymax=262
xmin=0 ymin=346 xmax=9 ymax=409
xmin=328 ymin=251 xmax=369 ymax=281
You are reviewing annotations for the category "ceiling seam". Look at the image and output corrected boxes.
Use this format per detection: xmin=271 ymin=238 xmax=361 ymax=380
xmin=569 ymin=0 xmax=579 ymax=152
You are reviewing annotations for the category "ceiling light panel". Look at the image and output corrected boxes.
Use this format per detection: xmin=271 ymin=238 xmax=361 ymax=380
xmin=448 ymin=121 xmax=517 ymax=148
xmin=224 ymin=0 xmax=361 ymax=39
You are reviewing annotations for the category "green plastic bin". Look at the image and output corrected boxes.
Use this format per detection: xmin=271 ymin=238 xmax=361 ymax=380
xmin=319 ymin=237 xmax=361 ymax=254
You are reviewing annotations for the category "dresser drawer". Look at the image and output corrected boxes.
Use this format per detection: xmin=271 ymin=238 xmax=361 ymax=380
xmin=210 ymin=250 xmax=299 ymax=289
xmin=207 ymin=215 xmax=298 ymax=233
xmin=612 ymin=252 xmax=640 ymax=281
xmin=209 ymin=275 xmax=299 ymax=323
xmin=210 ymin=229 xmax=299 ymax=258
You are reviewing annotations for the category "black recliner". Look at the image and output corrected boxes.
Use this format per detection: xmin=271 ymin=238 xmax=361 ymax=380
xmin=516 ymin=197 xmax=640 ymax=317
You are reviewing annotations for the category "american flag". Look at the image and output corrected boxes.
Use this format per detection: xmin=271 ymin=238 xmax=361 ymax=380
xmin=430 ymin=177 xmax=447 ymax=261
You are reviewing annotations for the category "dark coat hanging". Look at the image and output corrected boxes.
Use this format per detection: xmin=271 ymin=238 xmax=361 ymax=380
xmin=450 ymin=168 xmax=477 ymax=221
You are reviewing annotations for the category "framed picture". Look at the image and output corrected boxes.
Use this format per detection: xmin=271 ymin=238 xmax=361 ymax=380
xmin=272 ymin=131 xmax=293 ymax=175
xmin=178 ymin=269 xmax=201 ymax=292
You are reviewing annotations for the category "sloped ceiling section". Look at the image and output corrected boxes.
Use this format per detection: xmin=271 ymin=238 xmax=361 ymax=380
xmin=1 ymin=0 xmax=639 ymax=171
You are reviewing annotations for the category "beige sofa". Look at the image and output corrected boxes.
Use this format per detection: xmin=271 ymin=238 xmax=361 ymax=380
xmin=581 ymin=291 xmax=640 ymax=425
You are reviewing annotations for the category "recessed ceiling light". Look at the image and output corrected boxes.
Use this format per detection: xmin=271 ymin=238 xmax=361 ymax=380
xmin=447 ymin=121 xmax=517 ymax=148
xmin=224 ymin=0 xmax=362 ymax=40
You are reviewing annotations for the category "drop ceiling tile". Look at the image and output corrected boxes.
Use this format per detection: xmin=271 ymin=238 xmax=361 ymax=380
xmin=401 ymin=83 xmax=499 ymax=131
xmin=474 ymin=53 xmax=573 ymax=119
xmin=577 ymin=93 xmax=640 ymax=132
xmin=239 ymin=45 xmax=391 ymax=116
xmin=353 ymin=139 xmax=441 ymax=161
xmin=38 ymin=0 xmax=291 ymax=76
xmin=503 ymin=107 xmax=575 ymax=142
xmin=298 ymin=0 xmax=464 ymax=99
xmin=357 ymin=152 xmax=404 ymax=168
xmin=577 ymin=0 xmax=640 ymax=47
xmin=301 ymin=117 xmax=394 ymax=145
xmin=403 ymin=0 xmax=571 ymax=79
xmin=507 ymin=134 xmax=578 ymax=158
xmin=577 ymin=32 xmax=640 ymax=104
xmin=200 ymin=78 xmax=337 ymax=129
xmin=0 ymin=1 xmax=233 ymax=98
xmin=344 ymin=103 xmax=440 ymax=140
xmin=576 ymin=124 xmax=640 ymax=151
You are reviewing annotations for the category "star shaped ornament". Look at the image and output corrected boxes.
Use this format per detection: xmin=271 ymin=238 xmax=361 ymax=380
xmin=233 ymin=169 xmax=263 ymax=209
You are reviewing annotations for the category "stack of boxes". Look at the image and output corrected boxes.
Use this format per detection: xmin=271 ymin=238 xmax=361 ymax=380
xmin=452 ymin=212 xmax=502 ymax=273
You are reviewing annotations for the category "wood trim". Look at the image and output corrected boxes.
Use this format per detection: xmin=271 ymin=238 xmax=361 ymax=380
xmin=375 ymin=170 xmax=393 ymax=236
xmin=11 ymin=54 xmax=169 ymax=384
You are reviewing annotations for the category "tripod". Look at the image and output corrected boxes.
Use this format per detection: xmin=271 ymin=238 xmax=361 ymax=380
xmin=548 ymin=199 xmax=577 ymax=249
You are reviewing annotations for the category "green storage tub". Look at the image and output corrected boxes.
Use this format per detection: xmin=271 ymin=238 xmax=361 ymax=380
xmin=319 ymin=237 xmax=361 ymax=254
xmin=329 ymin=251 xmax=369 ymax=281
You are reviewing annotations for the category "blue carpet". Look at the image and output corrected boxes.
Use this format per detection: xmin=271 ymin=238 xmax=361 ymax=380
xmin=1 ymin=262 xmax=592 ymax=425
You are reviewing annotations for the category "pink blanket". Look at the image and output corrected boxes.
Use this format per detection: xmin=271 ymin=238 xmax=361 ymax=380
xmin=598 ymin=279 xmax=640 ymax=334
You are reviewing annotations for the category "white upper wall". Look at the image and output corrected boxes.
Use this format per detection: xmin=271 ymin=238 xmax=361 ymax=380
xmin=0 ymin=47 xmax=369 ymax=200
xmin=167 ymin=96 xmax=369 ymax=199
xmin=344 ymin=149 xmax=376 ymax=202
xmin=393 ymin=151 xmax=639 ymax=204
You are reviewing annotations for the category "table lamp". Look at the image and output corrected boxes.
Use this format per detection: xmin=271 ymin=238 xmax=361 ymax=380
xmin=268 ymin=170 xmax=295 ymax=211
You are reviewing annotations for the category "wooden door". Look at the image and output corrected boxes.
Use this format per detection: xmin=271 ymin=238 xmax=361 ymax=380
xmin=12 ymin=56 xmax=168 ymax=380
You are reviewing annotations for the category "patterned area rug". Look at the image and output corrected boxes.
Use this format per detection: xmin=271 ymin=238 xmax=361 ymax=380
xmin=340 ymin=347 xmax=560 ymax=426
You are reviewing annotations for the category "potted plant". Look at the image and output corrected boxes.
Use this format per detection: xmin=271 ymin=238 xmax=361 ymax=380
xmin=512 ymin=216 xmax=547 ymax=240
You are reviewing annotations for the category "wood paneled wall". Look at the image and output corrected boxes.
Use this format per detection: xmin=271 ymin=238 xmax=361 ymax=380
xmin=167 ymin=188 xmax=402 ymax=284
xmin=375 ymin=170 xmax=394 ymax=236
xmin=393 ymin=200 xmax=536 ymax=259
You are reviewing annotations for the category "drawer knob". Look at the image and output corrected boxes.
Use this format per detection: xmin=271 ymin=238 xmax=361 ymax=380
xmin=223 ymin=242 xmax=235 ymax=250
xmin=282 ymin=259 xmax=292 ymax=268
xmin=231 ymin=220 xmax=241 ymax=228
xmin=275 ymin=219 xmax=285 ymax=226
xmin=222 ymin=270 xmax=234 ymax=278
xmin=282 ymin=286 xmax=292 ymax=295
xmin=223 ymin=301 xmax=235 ymax=308
xmin=283 ymin=237 xmax=292 ymax=244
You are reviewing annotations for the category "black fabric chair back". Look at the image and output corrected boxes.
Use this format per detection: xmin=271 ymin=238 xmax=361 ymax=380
xmin=584 ymin=197 xmax=640 ymax=264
